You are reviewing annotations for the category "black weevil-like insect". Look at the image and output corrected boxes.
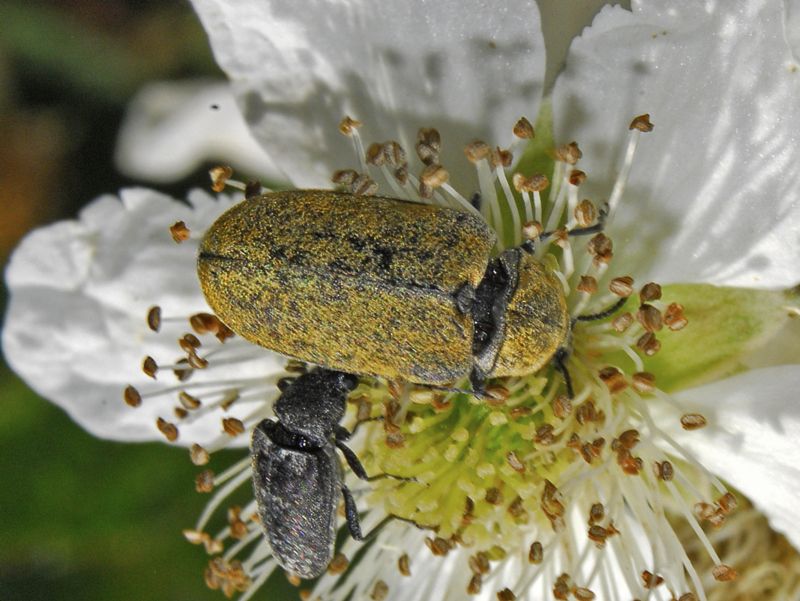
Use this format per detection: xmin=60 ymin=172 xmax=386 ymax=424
xmin=197 ymin=190 xmax=619 ymax=397
xmin=251 ymin=367 xmax=384 ymax=579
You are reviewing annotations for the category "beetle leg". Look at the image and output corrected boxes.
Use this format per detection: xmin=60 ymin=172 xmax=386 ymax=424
xmin=335 ymin=439 xmax=370 ymax=480
xmin=470 ymin=192 xmax=482 ymax=211
xmin=358 ymin=514 xmax=438 ymax=542
xmin=334 ymin=417 xmax=382 ymax=442
xmin=341 ymin=484 xmax=364 ymax=540
xmin=469 ymin=367 xmax=487 ymax=396
xmin=551 ymin=348 xmax=575 ymax=399
xmin=275 ymin=376 xmax=296 ymax=392
xmin=336 ymin=438 xmax=416 ymax=483
xmin=454 ymin=282 xmax=476 ymax=315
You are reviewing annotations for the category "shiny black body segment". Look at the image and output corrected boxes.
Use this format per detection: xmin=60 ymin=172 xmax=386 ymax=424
xmin=251 ymin=368 xmax=367 ymax=579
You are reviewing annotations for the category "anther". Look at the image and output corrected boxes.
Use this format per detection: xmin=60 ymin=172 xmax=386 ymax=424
xmin=574 ymin=588 xmax=596 ymax=600
xmin=637 ymin=304 xmax=663 ymax=332
xmin=464 ymin=140 xmax=491 ymax=163
xmin=599 ymin=367 xmax=627 ymax=393
xmin=190 ymin=443 xmax=210 ymax=466
xmin=180 ymin=333 xmax=202 ymax=353
xmin=142 ymin=356 xmax=158 ymax=378
xmin=352 ymin=174 xmax=378 ymax=196
xmin=490 ymin=147 xmax=513 ymax=169
xmin=332 ymin=169 xmax=359 ymax=186
xmin=397 ymin=553 xmax=411 ymax=576
xmin=587 ymin=233 xmax=613 ymax=264
xmin=508 ymin=496 xmax=527 ymax=521
xmin=522 ymin=220 xmax=543 ymax=241
xmin=416 ymin=128 xmax=441 ymax=165
xmin=485 ymin=487 xmax=503 ymax=505
xmin=195 ymin=469 xmax=214 ymax=493
xmin=589 ymin=503 xmax=605 ymax=524
xmin=552 ymin=394 xmax=572 ymax=418
xmin=553 ymin=574 xmax=572 ymax=600
xmin=174 ymin=407 xmax=188 ymax=419
xmin=209 ymin=165 xmax=234 ymax=192
xmin=173 ymin=359 xmax=192 ymax=381
xmin=170 ymin=221 xmax=191 ymax=243
xmin=371 ymin=580 xmax=389 ymax=601
xmin=528 ymin=541 xmax=543 ymax=564
xmin=228 ymin=506 xmax=248 ymax=539
xmin=655 ymin=460 xmax=674 ymax=481
xmin=190 ymin=313 xmax=224 ymax=335
xmin=467 ymin=574 xmax=482 ymax=595
xmin=187 ymin=351 xmax=209 ymax=369
xmin=222 ymin=417 xmax=245 ymax=437
xmin=632 ymin=371 xmax=655 ymax=393
xmin=366 ymin=143 xmax=386 ymax=166
xmin=338 ymin=116 xmax=362 ymax=135
xmin=327 ymin=553 xmax=349 ymax=574
xmin=535 ymin=424 xmax=556 ymax=445
xmin=554 ymin=141 xmax=582 ymax=165
xmin=664 ymin=302 xmax=688 ymax=330
xmin=575 ymin=400 xmax=601 ymax=424
xmin=574 ymin=199 xmax=595 ymax=226
xmin=425 ymin=537 xmax=452 ymax=556
xmin=637 ymin=332 xmax=661 ymax=355
xmin=420 ymin=163 xmax=449 ymax=189
xmin=383 ymin=141 xmax=406 ymax=167
xmin=641 ymin=570 xmax=664 ymax=588
xmin=469 ymin=552 xmax=490 ymax=575
xmin=506 ymin=451 xmax=525 ymax=473
xmin=609 ymin=276 xmax=635 ymax=297
xmin=157 ymin=417 xmax=179 ymax=442
xmin=680 ymin=413 xmax=707 ymax=430
xmin=717 ymin=492 xmax=737 ymax=514
xmin=619 ymin=429 xmax=640 ymax=449
xmin=179 ymin=391 xmax=202 ymax=410
xmin=513 ymin=117 xmax=534 ymax=139
xmin=640 ymin=282 xmax=662 ymax=301
xmin=146 ymin=306 xmax=161 ymax=332
xmin=577 ymin=275 xmax=597 ymax=294
xmin=612 ymin=312 xmax=634 ymax=332
xmin=124 ymin=385 xmax=142 ymax=407
xmin=513 ymin=173 xmax=549 ymax=192
xmin=569 ymin=170 xmax=587 ymax=186
xmin=496 ymin=588 xmax=516 ymax=601
xmin=629 ymin=113 xmax=655 ymax=132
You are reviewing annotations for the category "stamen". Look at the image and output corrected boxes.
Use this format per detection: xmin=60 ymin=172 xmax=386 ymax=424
xmin=607 ymin=115 xmax=653 ymax=221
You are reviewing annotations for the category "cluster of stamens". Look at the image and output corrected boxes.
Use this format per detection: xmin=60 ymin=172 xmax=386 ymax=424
xmin=117 ymin=111 xmax=787 ymax=601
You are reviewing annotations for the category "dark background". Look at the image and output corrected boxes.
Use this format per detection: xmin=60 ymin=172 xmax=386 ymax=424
xmin=0 ymin=2 xmax=294 ymax=599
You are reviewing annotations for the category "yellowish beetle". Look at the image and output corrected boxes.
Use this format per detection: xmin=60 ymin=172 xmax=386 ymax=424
xmin=197 ymin=190 xmax=604 ymax=394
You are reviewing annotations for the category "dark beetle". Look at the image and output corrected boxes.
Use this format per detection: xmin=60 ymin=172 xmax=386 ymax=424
xmin=198 ymin=190 xmax=579 ymax=393
xmin=251 ymin=367 xmax=372 ymax=579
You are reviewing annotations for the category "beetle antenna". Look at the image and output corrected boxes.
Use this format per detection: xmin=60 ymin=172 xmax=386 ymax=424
xmin=552 ymin=348 xmax=575 ymax=399
xmin=539 ymin=201 xmax=610 ymax=241
xmin=573 ymin=296 xmax=627 ymax=324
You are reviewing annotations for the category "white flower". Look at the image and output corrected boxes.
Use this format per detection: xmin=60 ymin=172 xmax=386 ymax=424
xmin=114 ymin=80 xmax=280 ymax=183
xmin=3 ymin=0 xmax=800 ymax=600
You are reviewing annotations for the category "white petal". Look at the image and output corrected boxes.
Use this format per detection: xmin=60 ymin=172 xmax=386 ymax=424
xmin=553 ymin=0 xmax=800 ymax=288
xmin=670 ymin=366 xmax=800 ymax=551
xmin=2 ymin=188 xmax=282 ymax=445
xmin=191 ymin=0 xmax=545 ymax=189
xmin=115 ymin=80 xmax=281 ymax=183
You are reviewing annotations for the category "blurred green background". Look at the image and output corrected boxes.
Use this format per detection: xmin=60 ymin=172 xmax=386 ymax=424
xmin=0 ymin=2 xmax=294 ymax=599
